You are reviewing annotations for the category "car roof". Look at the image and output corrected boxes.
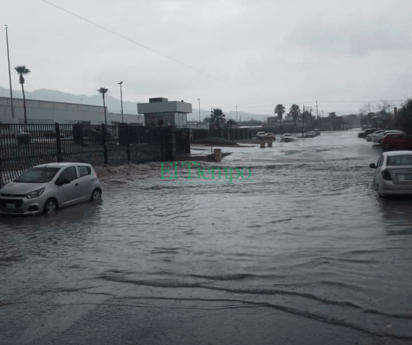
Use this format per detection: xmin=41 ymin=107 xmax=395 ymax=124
xmin=384 ymin=151 xmax=412 ymax=157
xmin=33 ymin=162 xmax=92 ymax=168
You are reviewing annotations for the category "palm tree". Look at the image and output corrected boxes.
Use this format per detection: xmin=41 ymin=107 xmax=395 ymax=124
xmin=226 ymin=119 xmax=237 ymax=129
xmin=274 ymin=104 xmax=285 ymax=131
xmin=98 ymin=87 xmax=109 ymax=126
xmin=289 ymin=104 xmax=300 ymax=128
xmin=15 ymin=66 xmax=30 ymax=124
xmin=210 ymin=108 xmax=226 ymax=130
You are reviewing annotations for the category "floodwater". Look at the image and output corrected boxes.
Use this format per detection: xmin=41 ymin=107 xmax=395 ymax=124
xmin=1 ymin=130 xmax=412 ymax=345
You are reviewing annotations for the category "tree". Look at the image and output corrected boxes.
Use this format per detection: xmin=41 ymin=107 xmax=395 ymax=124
xmin=274 ymin=104 xmax=285 ymax=130
xmin=289 ymin=104 xmax=300 ymax=128
xmin=98 ymin=87 xmax=109 ymax=126
xmin=15 ymin=66 xmax=30 ymax=124
xmin=226 ymin=119 xmax=237 ymax=129
xmin=210 ymin=108 xmax=226 ymax=130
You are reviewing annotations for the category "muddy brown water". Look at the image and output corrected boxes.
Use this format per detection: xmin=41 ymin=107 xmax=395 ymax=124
xmin=1 ymin=130 xmax=412 ymax=344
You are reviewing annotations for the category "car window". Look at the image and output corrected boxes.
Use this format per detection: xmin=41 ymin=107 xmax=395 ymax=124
xmin=14 ymin=168 xmax=60 ymax=183
xmin=377 ymin=155 xmax=384 ymax=167
xmin=387 ymin=155 xmax=412 ymax=166
xmin=77 ymin=166 xmax=91 ymax=177
xmin=59 ymin=166 xmax=78 ymax=182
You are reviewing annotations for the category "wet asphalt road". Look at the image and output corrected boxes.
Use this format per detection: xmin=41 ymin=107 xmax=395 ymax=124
xmin=1 ymin=129 xmax=412 ymax=345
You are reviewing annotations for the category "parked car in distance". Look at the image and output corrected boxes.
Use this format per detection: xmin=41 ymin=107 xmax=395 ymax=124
xmin=256 ymin=131 xmax=266 ymax=139
xmin=44 ymin=130 xmax=65 ymax=138
xmin=366 ymin=130 xmax=384 ymax=141
xmin=263 ymin=132 xmax=276 ymax=140
xmin=304 ymin=131 xmax=317 ymax=138
xmin=314 ymin=128 xmax=320 ymax=136
xmin=372 ymin=130 xmax=404 ymax=144
xmin=281 ymin=133 xmax=295 ymax=142
xmin=358 ymin=128 xmax=379 ymax=138
xmin=369 ymin=151 xmax=412 ymax=197
xmin=379 ymin=133 xmax=412 ymax=151
xmin=0 ymin=162 xmax=102 ymax=215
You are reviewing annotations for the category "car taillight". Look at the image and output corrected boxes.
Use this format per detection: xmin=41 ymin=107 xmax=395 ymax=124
xmin=382 ymin=170 xmax=392 ymax=181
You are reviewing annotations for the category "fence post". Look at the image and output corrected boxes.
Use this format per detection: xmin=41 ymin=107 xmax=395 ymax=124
xmin=0 ymin=158 xmax=3 ymax=188
xmin=102 ymin=124 xmax=108 ymax=164
xmin=55 ymin=123 xmax=63 ymax=162
xmin=126 ymin=124 xmax=131 ymax=162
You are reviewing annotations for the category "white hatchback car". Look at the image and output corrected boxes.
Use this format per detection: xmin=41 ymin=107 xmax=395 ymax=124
xmin=0 ymin=162 xmax=102 ymax=215
xmin=369 ymin=151 xmax=412 ymax=197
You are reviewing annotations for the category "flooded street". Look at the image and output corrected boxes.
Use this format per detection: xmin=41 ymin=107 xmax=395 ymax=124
xmin=1 ymin=129 xmax=412 ymax=344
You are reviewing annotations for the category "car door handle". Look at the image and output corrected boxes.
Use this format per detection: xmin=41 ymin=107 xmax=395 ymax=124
xmin=75 ymin=183 xmax=78 ymax=186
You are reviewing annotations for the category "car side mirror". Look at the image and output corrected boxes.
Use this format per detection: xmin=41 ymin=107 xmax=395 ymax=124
xmin=62 ymin=178 xmax=71 ymax=185
xmin=369 ymin=163 xmax=376 ymax=169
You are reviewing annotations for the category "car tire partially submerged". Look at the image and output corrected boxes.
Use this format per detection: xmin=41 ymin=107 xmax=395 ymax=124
xmin=91 ymin=188 xmax=102 ymax=201
xmin=43 ymin=198 xmax=58 ymax=214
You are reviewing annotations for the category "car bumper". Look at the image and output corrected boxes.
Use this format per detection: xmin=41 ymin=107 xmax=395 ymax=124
xmin=0 ymin=199 xmax=43 ymax=215
xmin=379 ymin=180 xmax=412 ymax=196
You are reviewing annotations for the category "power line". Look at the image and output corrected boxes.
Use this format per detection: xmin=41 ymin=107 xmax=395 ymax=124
xmin=40 ymin=0 xmax=221 ymax=82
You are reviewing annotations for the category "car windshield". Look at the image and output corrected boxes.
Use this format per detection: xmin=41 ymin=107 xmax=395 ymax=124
xmin=14 ymin=167 xmax=61 ymax=183
xmin=387 ymin=155 xmax=412 ymax=166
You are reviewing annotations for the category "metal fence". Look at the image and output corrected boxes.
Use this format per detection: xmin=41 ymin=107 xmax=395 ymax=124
xmin=0 ymin=123 xmax=188 ymax=187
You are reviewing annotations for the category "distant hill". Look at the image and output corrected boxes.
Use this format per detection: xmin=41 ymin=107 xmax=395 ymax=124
xmin=0 ymin=86 xmax=270 ymax=121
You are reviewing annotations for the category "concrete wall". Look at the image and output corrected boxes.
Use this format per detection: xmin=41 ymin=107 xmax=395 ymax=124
xmin=0 ymin=97 xmax=144 ymax=125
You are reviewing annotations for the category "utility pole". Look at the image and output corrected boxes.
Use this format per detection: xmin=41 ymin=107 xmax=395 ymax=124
xmin=118 ymin=81 xmax=124 ymax=123
xmin=316 ymin=101 xmax=318 ymax=117
xmin=197 ymin=98 xmax=200 ymax=128
xmin=5 ymin=25 xmax=14 ymax=119
xmin=236 ymin=105 xmax=238 ymax=121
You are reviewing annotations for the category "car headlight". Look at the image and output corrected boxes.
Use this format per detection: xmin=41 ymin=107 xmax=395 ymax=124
xmin=26 ymin=187 xmax=45 ymax=199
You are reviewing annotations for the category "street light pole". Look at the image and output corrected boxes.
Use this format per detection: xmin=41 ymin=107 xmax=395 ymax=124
xmin=5 ymin=25 xmax=14 ymax=119
xmin=197 ymin=98 xmax=201 ymax=128
xmin=118 ymin=81 xmax=124 ymax=123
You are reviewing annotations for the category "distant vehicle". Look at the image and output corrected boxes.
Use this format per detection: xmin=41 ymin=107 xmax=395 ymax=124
xmin=44 ymin=130 xmax=65 ymax=138
xmin=0 ymin=162 xmax=102 ymax=215
xmin=263 ymin=132 xmax=276 ymax=140
xmin=256 ymin=131 xmax=266 ymax=139
xmin=369 ymin=151 xmax=412 ymax=197
xmin=314 ymin=128 xmax=320 ymax=135
xmin=358 ymin=128 xmax=379 ymax=138
xmin=281 ymin=133 xmax=294 ymax=142
xmin=379 ymin=133 xmax=412 ymax=151
xmin=304 ymin=131 xmax=317 ymax=138
xmin=366 ymin=130 xmax=384 ymax=141
xmin=372 ymin=130 xmax=404 ymax=144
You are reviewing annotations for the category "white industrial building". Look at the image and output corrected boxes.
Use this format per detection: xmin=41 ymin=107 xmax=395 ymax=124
xmin=0 ymin=96 xmax=144 ymax=125
xmin=137 ymin=97 xmax=192 ymax=128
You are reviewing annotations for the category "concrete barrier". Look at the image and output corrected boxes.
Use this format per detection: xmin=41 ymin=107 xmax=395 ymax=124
xmin=214 ymin=148 xmax=222 ymax=162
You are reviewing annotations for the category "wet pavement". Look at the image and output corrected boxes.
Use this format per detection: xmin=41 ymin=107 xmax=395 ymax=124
xmin=1 ymin=129 xmax=412 ymax=344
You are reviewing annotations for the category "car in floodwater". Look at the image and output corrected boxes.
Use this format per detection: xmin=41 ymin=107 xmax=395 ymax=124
xmin=369 ymin=151 xmax=412 ymax=197
xmin=371 ymin=130 xmax=404 ymax=144
xmin=304 ymin=131 xmax=317 ymax=138
xmin=380 ymin=133 xmax=412 ymax=151
xmin=281 ymin=133 xmax=295 ymax=142
xmin=0 ymin=162 xmax=102 ymax=215
xmin=358 ymin=128 xmax=380 ymax=138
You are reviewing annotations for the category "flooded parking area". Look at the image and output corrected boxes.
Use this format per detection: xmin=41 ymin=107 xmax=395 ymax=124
xmin=1 ymin=130 xmax=412 ymax=344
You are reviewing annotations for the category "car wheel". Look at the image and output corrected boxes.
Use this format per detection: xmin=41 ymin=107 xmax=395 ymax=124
xmin=91 ymin=188 xmax=102 ymax=201
xmin=43 ymin=198 xmax=58 ymax=214
xmin=383 ymin=143 xmax=391 ymax=151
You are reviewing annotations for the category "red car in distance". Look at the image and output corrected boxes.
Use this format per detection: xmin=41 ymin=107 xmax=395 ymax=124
xmin=380 ymin=133 xmax=412 ymax=150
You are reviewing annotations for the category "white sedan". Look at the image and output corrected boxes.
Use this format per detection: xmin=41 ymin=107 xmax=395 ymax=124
xmin=371 ymin=130 xmax=404 ymax=144
xmin=369 ymin=151 xmax=412 ymax=197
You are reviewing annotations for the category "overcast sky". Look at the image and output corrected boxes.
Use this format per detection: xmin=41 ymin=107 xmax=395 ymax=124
xmin=2 ymin=0 xmax=412 ymax=116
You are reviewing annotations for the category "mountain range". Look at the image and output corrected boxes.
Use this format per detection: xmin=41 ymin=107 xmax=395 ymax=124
xmin=0 ymin=86 xmax=270 ymax=122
